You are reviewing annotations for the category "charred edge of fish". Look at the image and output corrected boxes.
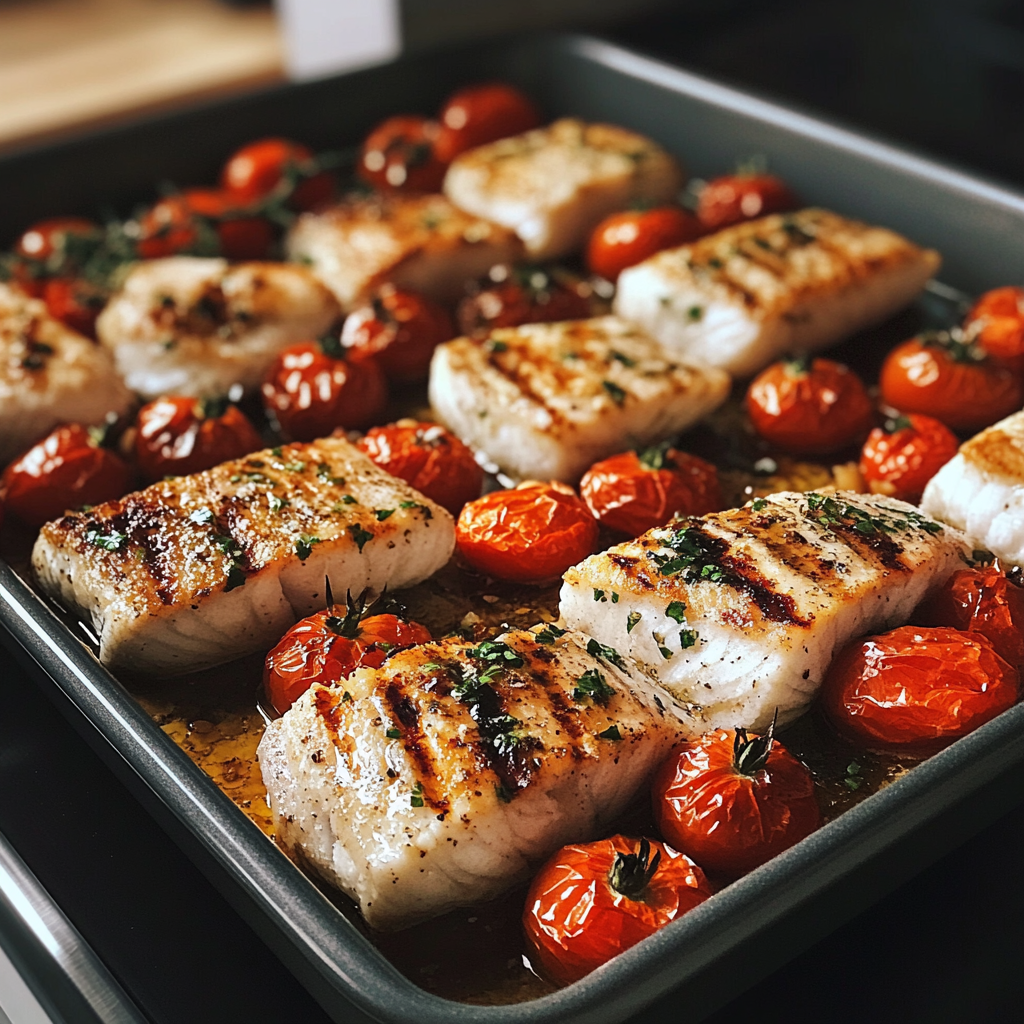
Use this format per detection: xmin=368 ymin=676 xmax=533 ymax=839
xmin=382 ymin=681 xmax=450 ymax=815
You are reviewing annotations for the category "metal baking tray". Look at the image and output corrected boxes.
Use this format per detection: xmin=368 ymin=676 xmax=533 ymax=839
xmin=3 ymin=32 xmax=1024 ymax=1024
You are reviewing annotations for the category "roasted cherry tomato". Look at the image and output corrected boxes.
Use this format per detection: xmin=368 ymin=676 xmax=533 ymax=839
xmin=822 ymin=625 xmax=1019 ymax=754
xmin=579 ymin=444 xmax=721 ymax=537
xmin=263 ymin=597 xmax=432 ymax=715
xmin=262 ymin=338 xmax=388 ymax=442
xmin=181 ymin=189 xmax=275 ymax=261
xmin=11 ymin=217 xmax=102 ymax=297
xmin=696 ymin=172 xmax=799 ymax=232
xmin=134 ymin=395 xmax=263 ymax=482
xmin=965 ymin=286 xmax=1024 ymax=373
xmin=586 ymin=206 xmax=702 ymax=282
xmin=41 ymin=278 xmax=106 ymax=339
xmin=2 ymin=423 xmax=131 ymax=528
xmin=433 ymin=82 xmax=541 ymax=164
xmin=915 ymin=566 xmax=1024 ymax=673
xmin=221 ymin=137 xmax=334 ymax=212
xmin=523 ymin=835 xmax=713 ymax=987
xmin=746 ymin=356 xmax=874 ymax=455
xmin=340 ymin=286 xmax=453 ymax=383
xmin=359 ymin=116 xmax=447 ymax=193
xmin=652 ymin=723 xmax=821 ymax=878
xmin=357 ymin=421 xmax=482 ymax=516
xmin=456 ymin=264 xmax=591 ymax=339
xmin=879 ymin=331 xmax=1023 ymax=434
xmin=137 ymin=191 xmax=274 ymax=261
xmin=858 ymin=413 xmax=959 ymax=503
xmin=456 ymin=481 xmax=599 ymax=584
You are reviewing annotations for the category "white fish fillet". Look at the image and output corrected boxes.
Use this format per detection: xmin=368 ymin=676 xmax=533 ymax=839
xmin=258 ymin=627 xmax=693 ymax=930
xmin=921 ymin=409 xmax=1024 ymax=565
xmin=31 ymin=437 xmax=454 ymax=675
xmin=0 ymin=284 xmax=133 ymax=465
xmin=95 ymin=258 xmax=339 ymax=399
xmin=613 ymin=209 xmax=941 ymax=377
xmin=428 ymin=316 xmax=730 ymax=482
xmin=285 ymin=192 xmax=521 ymax=311
xmin=560 ymin=491 xmax=968 ymax=732
xmin=443 ymin=119 xmax=684 ymax=260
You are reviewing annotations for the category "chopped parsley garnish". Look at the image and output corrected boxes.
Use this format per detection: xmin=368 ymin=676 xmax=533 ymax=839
xmin=213 ymin=534 xmax=242 ymax=558
xmin=602 ymin=380 xmax=627 ymax=405
xmin=467 ymin=640 xmax=525 ymax=674
xmin=85 ymin=528 xmax=127 ymax=552
xmin=410 ymin=781 xmax=424 ymax=807
xmin=375 ymin=508 xmax=395 ymax=521
xmin=268 ymin=494 xmax=290 ymax=513
xmin=488 ymin=339 xmax=508 ymax=353
xmin=341 ymin=691 xmax=353 ymax=702
xmin=348 ymin=524 xmax=373 ymax=551
xmin=679 ymin=629 xmax=698 ymax=649
xmin=658 ymin=645 xmax=673 ymax=660
xmin=572 ymin=668 xmax=615 ymax=705
xmin=805 ymin=492 xmax=942 ymax=537
xmin=845 ymin=761 xmax=864 ymax=791
xmin=598 ymin=725 xmax=622 ymax=741
xmin=316 ymin=463 xmax=344 ymax=484
xmin=189 ymin=507 xmax=214 ymax=526
xmin=665 ymin=601 xmax=686 ymax=623
xmin=593 ymin=588 xmax=607 ymax=602
xmin=339 ymin=494 xmax=358 ymax=505
xmin=398 ymin=499 xmax=432 ymax=518
xmin=294 ymin=534 xmax=321 ymax=561
xmin=626 ymin=611 xmax=642 ymax=634
xmin=610 ymin=349 xmax=636 ymax=367
xmin=586 ymin=638 xmax=627 ymax=671
xmin=270 ymin=447 xmax=283 ymax=457
xmin=752 ymin=498 xmax=768 ymax=512
xmin=534 ymin=624 xmax=567 ymax=645
xmin=687 ymin=305 xmax=703 ymax=321
xmin=611 ymin=592 xmax=619 ymax=603
xmin=224 ymin=563 xmax=247 ymax=591
xmin=282 ymin=461 xmax=306 ymax=473
xmin=421 ymin=662 xmax=440 ymax=672
xmin=495 ymin=784 xmax=512 ymax=803
xmin=385 ymin=727 xmax=401 ymax=739
xmin=647 ymin=526 xmax=732 ymax=583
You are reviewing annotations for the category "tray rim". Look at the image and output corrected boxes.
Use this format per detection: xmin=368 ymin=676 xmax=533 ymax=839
xmin=3 ymin=29 xmax=1024 ymax=1023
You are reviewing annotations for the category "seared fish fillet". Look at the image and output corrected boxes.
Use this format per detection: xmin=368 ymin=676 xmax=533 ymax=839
xmin=0 ymin=284 xmax=133 ymax=465
xmin=95 ymin=258 xmax=339 ymax=399
xmin=560 ymin=491 xmax=968 ymax=732
xmin=614 ymin=209 xmax=941 ymax=377
xmin=922 ymin=409 xmax=1024 ymax=565
xmin=285 ymin=192 xmax=521 ymax=311
xmin=428 ymin=316 xmax=730 ymax=482
xmin=443 ymin=119 xmax=684 ymax=260
xmin=32 ymin=437 xmax=453 ymax=675
xmin=258 ymin=627 xmax=693 ymax=930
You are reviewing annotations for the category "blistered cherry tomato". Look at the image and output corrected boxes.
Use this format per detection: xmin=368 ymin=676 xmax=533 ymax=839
xmin=456 ymin=264 xmax=591 ymax=339
xmin=823 ymin=625 xmax=1019 ymax=754
xmin=357 ymin=421 xmax=482 ymax=516
xmin=523 ymin=835 xmax=712 ymax=987
xmin=359 ymin=116 xmax=447 ymax=193
xmin=134 ymin=396 xmax=263 ymax=482
xmin=262 ymin=338 xmax=388 ymax=441
xmin=137 ymin=191 xmax=274 ymax=261
xmin=12 ymin=217 xmax=101 ymax=297
xmin=264 ymin=601 xmax=431 ymax=715
xmin=965 ymin=286 xmax=1024 ymax=373
xmin=2 ymin=424 xmax=131 ymax=527
xmin=746 ymin=356 xmax=874 ymax=455
xmin=41 ymin=278 xmax=105 ymax=339
xmin=579 ymin=445 xmax=721 ymax=537
xmin=433 ymin=82 xmax=541 ymax=164
xmin=652 ymin=725 xmax=821 ymax=879
xmin=456 ymin=481 xmax=599 ymax=584
xmin=181 ymin=189 xmax=274 ymax=261
xmin=916 ymin=566 xmax=1024 ymax=672
xmin=221 ymin=138 xmax=334 ymax=211
xmin=697 ymin=173 xmax=799 ymax=231
xmin=859 ymin=413 xmax=959 ymax=503
xmin=341 ymin=286 xmax=453 ymax=383
xmin=586 ymin=206 xmax=702 ymax=282
xmin=879 ymin=332 xmax=1023 ymax=433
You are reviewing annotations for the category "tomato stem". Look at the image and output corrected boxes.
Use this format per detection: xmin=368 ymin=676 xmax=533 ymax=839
xmin=733 ymin=708 xmax=778 ymax=775
xmin=607 ymin=838 xmax=661 ymax=900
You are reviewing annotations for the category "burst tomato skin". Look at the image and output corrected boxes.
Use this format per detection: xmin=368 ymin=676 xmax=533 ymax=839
xmin=579 ymin=448 xmax=721 ymax=537
xmin=823 ymin=625 xmax=1019 ymax=754
xmin=264 ymin=610 xmax=432 ymax=715
xmin=697 ymin=173 xmax=799 ymax=231
xmin=652 ymin=730 xmax=821 ymax=879
xmin=137 ymin=191 xmax=274 ymax=261
xmin=915 ymin=567 xmax=1024 ymax=673
xmin=456 ymin=481 xmax=599 ymax=584
xmin=341 ymin=286 xmax=453 ymax=383
xmin=879 ymin=335 xmax=1023 ymax=433
xmin=134 ymin=396 xmax=263 ymax=482
xmin=966 ymin=286 xmax=1024 ymax=373
xmin=746 ymin=357 xmax=874 ymax=455
xmin=12 ymin=218 xmax=102 ymax=298
xmin=262 ymin=340 xmax=388 ymax=441
xmin=359 ymin=116 xmax=447 ymax=193
xmin=357 ymin=421 xmax=482 ymax=516
xmin=433 ymin=82 xmax=541 ymax=164
xmin=181 ymin=188 xmax=274 ymax=260
xmin=586 ymin=207 xmax=703 ymax=282
xmin=523 ymin=835 xmax=713 ymax=987
xmin=2 ymin=424 xmax=131 ymax=528
xmin=41 ymin=278 xmax=105 ymax=339
xmin=859 ymin=413 xmax=959 ymax=503
xmin=221 ymin=138 xmax=334 ymax=211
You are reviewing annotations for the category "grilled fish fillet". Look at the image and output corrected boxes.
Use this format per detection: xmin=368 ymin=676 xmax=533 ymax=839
xmin=0 ymin=284 xmax=133 ymax=465
xmin=285 ymin=192 xmax=521 ymax=311
xmin=32 ymin=437 xmax=454 ymax=675
xmin=560 ymin=491 xmax=968 ymax=732
xmin=613 ymin=209 xmax=941 ymax=377
xmin=428 ymin=316 xmax=730 ymax=482
xmin=921 ymin=409 xmax=1024 ymax=565
xmin=443 ymin=119 xmax=684 ymax=260
xmin=258 ymin=627 xmax=694 ymax=930
xmin=95 ymin=258 xmax=339 ymax=399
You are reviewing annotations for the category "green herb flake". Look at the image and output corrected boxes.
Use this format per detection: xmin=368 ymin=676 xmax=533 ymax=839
xmin=665 ymin=601 xmax=686 ymax=623
xmin=586 ymin=638 xmax=628 ymax=671
xmin=316 ymin=463 xmax=344 ymax=484
xmin=488 ymin=339 xmax=508 ymax=353
xmin=410 ymin=781 xmax=424 ymax=808
xmin=270 ymin=446 xmax=283 ymax=457
xmin=679 ymin=629 xmax=698 ymax=649
xmin=611 ymin=592 xmax=619 ymax=603
xmin=752 ymin=498 xmax=768 ymax=512
xmin=341 ymin=691 xmax=353 ymax=702
xmin=845 ymin=760 xmax=864 ymax=791
xmin=268 ymin=494 xmax=290 ymax=513
xmin=386 ymin=727 xmax=401 ymax=739
xmin=572 ymin=668 xmax=616 ymax=705
xmin=534 ymin=624 xmax=567 ymax=645
xmin=658 ymin=645 xmax=673 ymax=660
xmin=626 ymin=611 xmax=642 ymax=634
xmin=593 ymin=588 xmax=607 ymax=602
xmin=85 ymin=528 xmax=127 ymax=552
xmin=294 ymin=534 xmax=321 ymax=561
xmin=224 ymin=563 xmax=247 ymax=591
xmin=687 ymin=305 xmax=703 ymax=321
xmin=602 ymin=380 xmax=627 ymax=405
xmin=374 ymin=508 xmax=395 ymax=521
xmin=348 ymin=524 xmax=373 ymax=551
xmin=610 ymin=349 xmax=636 ymax=367
xmin=421 ymin=662 xmax=441 ymax=672
xmin=598 ymin=725 xmax=622 ymax=741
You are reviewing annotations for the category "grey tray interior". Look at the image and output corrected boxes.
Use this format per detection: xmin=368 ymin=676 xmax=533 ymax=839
xmin=3 ymin=32 xmax=1024 ymax=1024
